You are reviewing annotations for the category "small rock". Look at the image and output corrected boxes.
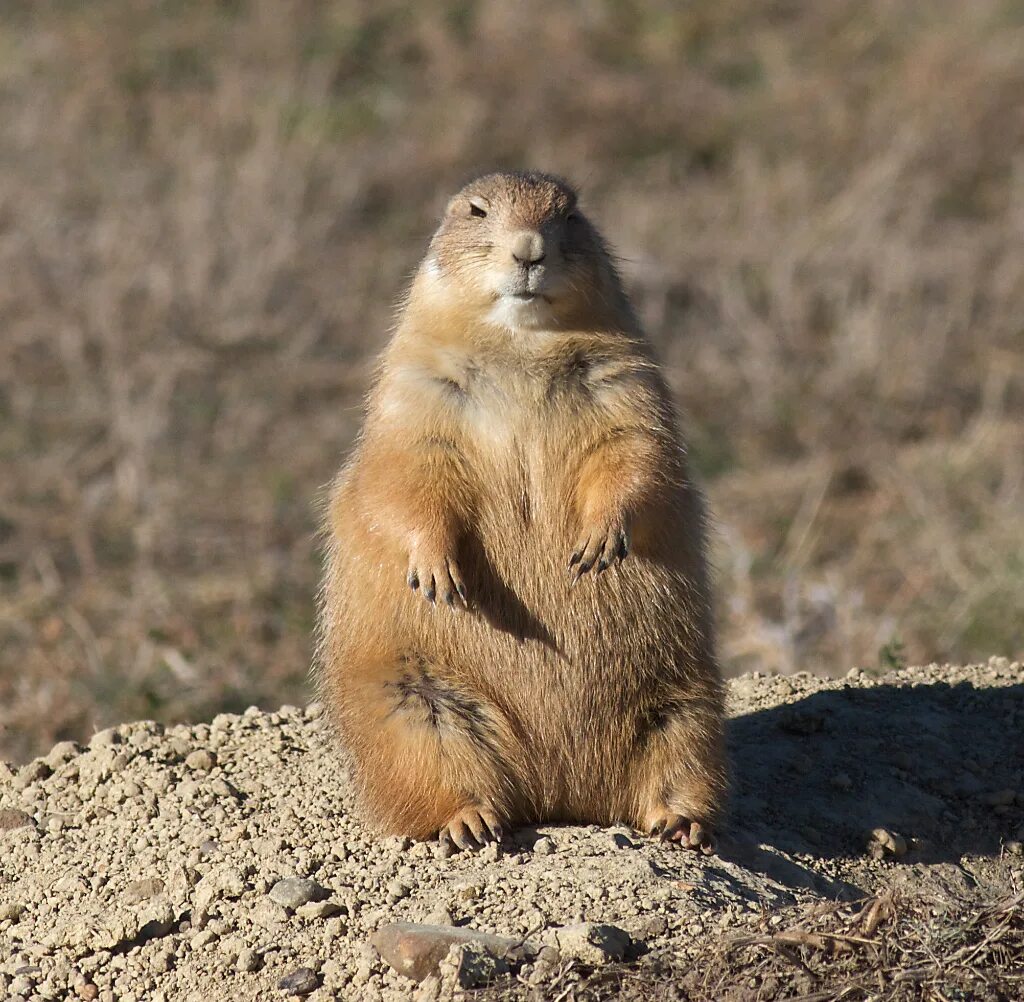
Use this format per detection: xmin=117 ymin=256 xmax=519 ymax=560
xmin=0 ymin=808 xmax=35 ymax=831
xmin=89 ymin=728 xmax=122 ymax=749
xmin=533 ymin=836 xmax=556 ymax=855
xmin=869 ymin=828 xmax=908 ymax=858
xmin=191 ymin=929 xmax=218 ymax=949
xmin=1005 ymin=841 xmax=1023 ymax=856
xmin=830 ymin=772 xmax=853 ymax=792
xmin=371 ymin=922 xmax=527 ymax=982
xmin=184 ymin=750 xmax=217 ymax=772
xmin=124 ymin=878 xmax=166 ymax=903
xmin=547 ymin=923 xmax=631 ymax=965
xmin=269 ymin=877 xmax=325 ymax=910
xmin=424 ymin=907 xmax=454 ymax=927
xmin=46 ymin=741 xmax=81 ymax=769
xmin=251 ymin=898 xmax=289 ymax=930
xmin=386 ymin=880 xmax=410 ymax=903
xmin=193 ymin=865 xmax=247 ymax=911
xmin=14 ymin=760 xmax=52 ymax=790
xmin=210 ymin=777 xmax=242 ymax=800
xmin=10 ymin=974 xmax=36 ymax=995
xmin=439 ymin=943 xmax=510 ymax=989
xmin=296 ymin=900 xmax=342 ymax=920
xmin=75 ymin=982 xmax=99 ymax=1001
xmin=236 ymin=948 xmax=262 ymax=973
xmin=278 ymin=967 xmax=319 ymax=995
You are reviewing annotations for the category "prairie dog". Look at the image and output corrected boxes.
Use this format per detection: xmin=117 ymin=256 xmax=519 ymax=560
xmin=318 ymin=171 xmax=726 ymax=852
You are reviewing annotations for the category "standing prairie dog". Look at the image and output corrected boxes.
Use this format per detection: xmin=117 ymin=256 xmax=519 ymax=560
xmin=318 ymin=171 xmax=726 ymax=853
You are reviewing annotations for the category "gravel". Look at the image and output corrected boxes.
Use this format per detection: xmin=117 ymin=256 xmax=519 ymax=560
xmin=1 ymin=658 xmax=1021 ymax=1000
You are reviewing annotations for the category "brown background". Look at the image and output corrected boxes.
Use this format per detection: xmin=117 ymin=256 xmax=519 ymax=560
xmin=1 ymin=0 xmax=1021 ymax=761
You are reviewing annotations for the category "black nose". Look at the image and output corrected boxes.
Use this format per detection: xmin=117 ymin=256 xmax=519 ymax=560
xmin=513 ymin=251 xmax=546 ymax=265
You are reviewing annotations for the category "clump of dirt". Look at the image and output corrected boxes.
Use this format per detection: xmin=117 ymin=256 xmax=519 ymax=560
xmin=1 ymin=659 xmax=1021 ymax=1000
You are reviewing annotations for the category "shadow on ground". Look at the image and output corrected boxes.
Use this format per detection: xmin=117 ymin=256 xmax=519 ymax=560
xmin=727 ymin=680 xmax=1024 ymax=864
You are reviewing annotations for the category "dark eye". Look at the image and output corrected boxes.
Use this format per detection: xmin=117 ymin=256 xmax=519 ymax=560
xmin=469 ymin=201 xmax=487 ymax=218
xmin=567 ymin=212 xmax=580 ymax=223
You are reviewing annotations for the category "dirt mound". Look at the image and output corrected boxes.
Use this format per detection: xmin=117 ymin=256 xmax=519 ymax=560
xmin=1 ymin=659 xmax=1021 ymax=1000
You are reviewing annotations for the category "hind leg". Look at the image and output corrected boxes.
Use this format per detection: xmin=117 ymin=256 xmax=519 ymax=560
xmin=633 ymin=697 xmax=727 ymax=855
xmin=336 ymin=653 xmax=519 ymax=849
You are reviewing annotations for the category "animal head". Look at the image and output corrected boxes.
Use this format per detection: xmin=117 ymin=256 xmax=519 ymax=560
xmin=424 ymin=171 xmax=622 ymax=332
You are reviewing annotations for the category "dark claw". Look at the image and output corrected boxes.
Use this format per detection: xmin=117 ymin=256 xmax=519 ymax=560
xmin=408 ymin=571 xmax=419 ymax=590
xmin=456 ymin=582 xmax=468 ymax=602
xmin=596 ymin=558 xmax=609 ymax=574
xmin=452 ymin=828 xmax=476 ymax=851
xmin=618 ymin=535 xmax=629 ymax=560
xmin=578 ymin=558 xmax=594 ymax=574
xmin=443 ymin=590 xmax=454 ymax=606
xmin=424 ymin=580 xmax=436 ymax=603
xmin=568 ymin=550 xmax=583 ymax=568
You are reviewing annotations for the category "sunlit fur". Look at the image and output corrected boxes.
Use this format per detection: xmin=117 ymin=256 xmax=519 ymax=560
xmin=316 ymin=170 xmax=726 ymax=845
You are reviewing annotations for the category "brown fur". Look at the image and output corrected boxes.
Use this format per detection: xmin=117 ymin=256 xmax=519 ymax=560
xmin=316 ymin=171 xmax=726 ymax=850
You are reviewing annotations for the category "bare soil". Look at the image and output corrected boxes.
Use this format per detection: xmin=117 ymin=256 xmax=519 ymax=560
xmin=1 ymin=659 xmax=1021 ymax=1000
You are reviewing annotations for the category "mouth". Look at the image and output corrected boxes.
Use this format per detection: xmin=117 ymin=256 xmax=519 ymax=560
xmin=508 ymin=291 xmax=549 ymax=303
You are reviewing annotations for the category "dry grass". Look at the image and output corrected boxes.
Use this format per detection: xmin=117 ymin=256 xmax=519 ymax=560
xmin=468 ymin=885 xmax=1024 ymax=1000
xmin=1 ymin=0 xmax=1022 ymax=760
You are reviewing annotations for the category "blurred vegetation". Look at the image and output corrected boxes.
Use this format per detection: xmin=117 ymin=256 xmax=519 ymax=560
xmin=0 ymin=0 xmax=1022 ymax=760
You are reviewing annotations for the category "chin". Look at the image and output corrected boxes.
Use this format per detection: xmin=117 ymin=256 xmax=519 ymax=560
xmin=487 ymin=294 xmax=559 ymax=332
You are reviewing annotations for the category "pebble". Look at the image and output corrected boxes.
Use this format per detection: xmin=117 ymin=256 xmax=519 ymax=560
xmin=236 ymin=949 xmax=262 ymax=973
xmin=296 ymin=900 xmax=342 ymax=920
xmin=0 ymin=808 xmax=35 ymax=831
xmin=370 ymin=923 xmax=525 ymax=982
xmin=123 ymin=878 xmax=165 ymax=903
xmin=89 ymin=729 xmax=122 ymax=749
xmin=440 ymin=943 xmax=511 ymax=989
xmin=269 ymin=878 xmax=325 ymax=910
xmin=45 ymin=741 xmax=81 ymax=769
xmin=533 ymin=836 xmax=556 ymax=855
xmin=184 ymin=750 xmax=217 ymax=772
xmin=869 ymin=828 xmax=908 ymax=858
xmin=386 ymin=880 xmax=410 ymax=903
xmin=547 ymin=923 xmax=632 ymax=964
xmin=278 ymin=967 xmax=319 ymax=995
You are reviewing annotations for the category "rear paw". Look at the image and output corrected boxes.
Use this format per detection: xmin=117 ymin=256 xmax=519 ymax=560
xmin=642 ymin=809 xmax=715 ymax=855
xmin=439 ymin=806 xmax=505 ymax=852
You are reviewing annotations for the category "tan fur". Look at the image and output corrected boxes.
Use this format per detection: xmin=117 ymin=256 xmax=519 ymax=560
xmin=316 ymin=171 xmax=726 ymax=850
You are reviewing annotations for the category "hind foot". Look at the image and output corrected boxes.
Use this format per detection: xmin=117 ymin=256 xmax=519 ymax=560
xmin=439 ymin=805 xmax=505 ymax=852
xmin=642 ymin=808 xmax=715 ymax=855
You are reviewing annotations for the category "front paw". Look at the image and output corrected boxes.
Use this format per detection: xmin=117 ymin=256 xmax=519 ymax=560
xmin=407 ymin=539 xmax=467 ymax=608
xmin=568 ymin=519 xmax=629 ymax=581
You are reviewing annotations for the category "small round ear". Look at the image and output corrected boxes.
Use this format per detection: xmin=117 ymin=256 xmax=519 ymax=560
xmin=445 ymin=194 xmax=490 ymax=218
